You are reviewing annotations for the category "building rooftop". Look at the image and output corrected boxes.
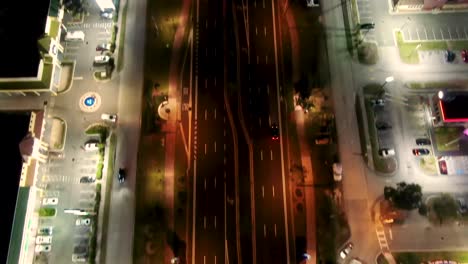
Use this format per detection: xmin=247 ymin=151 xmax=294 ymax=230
xmin=0 ymin=1 xmax=49 ymax=78
xmin=439 ymin=91 xmax=468 ymax=122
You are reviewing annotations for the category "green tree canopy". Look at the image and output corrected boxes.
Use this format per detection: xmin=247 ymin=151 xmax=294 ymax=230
xmin=384 ymin=182 xmax=422 ymax=210
xmin=431 ymin=193 xmax=458 ymax=225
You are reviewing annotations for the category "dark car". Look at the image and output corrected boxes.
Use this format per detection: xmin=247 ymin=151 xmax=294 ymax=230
xmin=439 ymin=160 xmax=448 ymax=175
xmin=80 ymin=176 xmax=95 ymax=183
xmin=271 ymin=123 xmax=279 ymax=140
xmin=416 ymin=138 xmax=431 ymax=146
xmin=412 ymin=148 xmax=430 ymax=156
xmin=376 ymin=121 xmax=392 ymax=130
xmin=445 ymin=50 xmax=456 ymax=63
xmin=118 ymin=168 xmax=126 ymax=183
xmin=359 ymin=22 xmax=375 ymax=30
xmin=96 ymin=43 xmax=112 ymax=52
xmin=462 ymin=49 xmax=468 ymax=63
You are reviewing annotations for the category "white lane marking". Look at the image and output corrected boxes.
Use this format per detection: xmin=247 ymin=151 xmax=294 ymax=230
xmin=269 ymin=115 xmax=271 ymax=126
xmin=266 ymin=55 xmax=268 ymax=64
xmin=224 ymin=143 xmax=226 ymax=151
xmin=214 ymin=215 xmax=217 ymax=229
xmin=389 ymin=228 xmax=393 ymax=240
xmin=267 ymin=84 xmax=270 ymax=95
xmin=256 ymin=26 xmax=258 ymax=35
xmin=215 ymin=255 xmax=217 ymax=264
xmin=272 ymin=185 xmax=275 ymax=197
xmin=205 ymin=143 xmax=207 ymax=154
xmin=204 ymin=178 xmax=207 ymax=190
xmin=260 ymin=150 xmax=263 ymax=160
xmin=214 ymin=76 xmax=217 ymax=87
xmin=264 ymin=26 xmax=267 ymax=36
xmin=214 ymin=19 xmax=217 ymax=28
xmin=424 ymin=26 xmax=428 ymax=39
xmin=214 ymin=177 xmax=217 ymax=189
xmin=204 ymin=216 xmax=207 ymax=229
xmin=270 ymin=149 xmax=273 ymax=160
xmin=274 ymin=224 xmax=277 ymax=237
xmin=264 ymin=224 xmax=267 ymax=237
xmin=215 ymin=141 xmax=217 ymax=152
xmin=259 ymin=117 xmax=262 ymax=126
xmin=448 ymin=27 xmax=452 ymax=39
xmin=263 ymin=0 xmax=265 ymax=8
xmin=224 ymin=129 xmax=226 ymax=137
xmin=214 ymin=47 xmax=217 ymax=56
xmin=204 ymin=256 xmax=206 ymax=264
xmin=205 ymin=78 xmax=207 ymax=89
xmin=205 ymin=109 xmax=207 ymax=120
xmin=254 ymin=0 xmax=256 ymax=7
xmin=262 ymin=185 xmax=265 ymax=197
xmin=214 ymin=108 xmax=217 ymax=119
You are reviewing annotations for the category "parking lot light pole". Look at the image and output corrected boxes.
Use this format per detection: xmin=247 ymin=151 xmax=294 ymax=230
xmin=381 ymin=76 xmax=394 ymax=89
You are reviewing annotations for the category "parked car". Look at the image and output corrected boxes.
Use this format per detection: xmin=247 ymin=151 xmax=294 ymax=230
xmin=72 ymin=254 xmax=87 ymax=262
xmin=375 ymin=121 xmax=392 ymax=130
xmin=370 ymin=99 xmax=385 ymax=106
xmin=36 ymin=236 xmax=52 ymax=244
xmin=339 ymin=242 xmax=353 ymax=259
xmin=378 ymin=148 xmax=395 ymax=157
xmin=271 ymin=123 xmax=279 ymax=140
xmin=412 ymin=148 xmax=430 ymax=156
xmin=35 ymin=244 xmax=51 ymax=253
xmin=38 ymin=226 xmax=53 ymax=236
xmin=80 ymin=177 xmax=96 ymax=184
xmin=65 ymin=31 xmax=85 ymax=41
xmin=96 ymin=43 xmax=112 ymax=52
xmin=118 ymin=168 xmax=126 ymax=183
xmin=462 ymin=49 xmax=468 ymax=63
xmin=75 ymin=218 xmax=91 ymax=226
xmin=359 ymin=22 xmax=375 ymax=30
xmin=84 ymin=141 xmax=99 ymax=151
xmin=42 ymin=197 xmax=58 ymax=205
xmin=306 ymin=0 xmax=319 ymax=7
xmin=457 ymin=197 xmax=467 ymax=214
xmin=439 ymin=160 xmax=448 ymax=175
xmin=315 ymin=136 xmax=330 ymax=145
xmin=416 ymin=138 xmax=431 ymax=146
xmin=445 ymin=50 xmax=456 ymax=63
xmin=93 ymin=55 xmax=110 ymax=65
xmin=101 ymin=113 xmax=117 ymax=123
xmin=333 ymin=163 xmax=343 ymax=182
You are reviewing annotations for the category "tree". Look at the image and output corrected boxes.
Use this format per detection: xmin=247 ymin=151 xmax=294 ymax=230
xmin=384 ymin=182 xmax=422 ymax=210
xmin=431 ymin=193 xmax=458 ymax=225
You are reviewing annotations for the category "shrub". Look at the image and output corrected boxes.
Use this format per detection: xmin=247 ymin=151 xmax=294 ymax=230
xmin=39 ymin=208 xmax=56 ymax=217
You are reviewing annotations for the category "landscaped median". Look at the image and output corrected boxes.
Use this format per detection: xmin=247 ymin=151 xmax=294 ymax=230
xmin=394 ymin=251 xmax=468 ymax=263
xmin=395 ymin=30 xmax=468 ymax=64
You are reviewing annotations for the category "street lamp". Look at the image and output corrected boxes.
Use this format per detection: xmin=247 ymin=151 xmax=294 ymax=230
xmin=381 ymin=76 xmax=394 ymax=89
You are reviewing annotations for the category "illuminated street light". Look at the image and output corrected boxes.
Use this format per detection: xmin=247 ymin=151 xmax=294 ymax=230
xmin=381 ymin=76 xmax=394 ymax=89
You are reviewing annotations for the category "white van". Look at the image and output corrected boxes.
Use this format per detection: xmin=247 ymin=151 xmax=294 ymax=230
xmin=65 ymin=31 xmax=85 ymax=42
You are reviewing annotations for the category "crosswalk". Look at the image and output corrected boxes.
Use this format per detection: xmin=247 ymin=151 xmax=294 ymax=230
xmin=66 ymin=22 xmax=114 ymax=30
xmin=375 ymin=222 xmax=390 ymax=251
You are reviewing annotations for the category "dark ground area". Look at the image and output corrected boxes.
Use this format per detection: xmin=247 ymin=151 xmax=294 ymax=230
xmin=0 ymin=0 xmax=49 ymax=77
xmin=0 ymin=112 xmax=30 ymax=262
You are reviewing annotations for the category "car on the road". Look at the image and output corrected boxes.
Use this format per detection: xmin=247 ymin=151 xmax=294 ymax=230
xmin=72 ymin=253 xmax=87 ymax=262
xmin=84 ymin=141 xmax=99 ymax=151
xmin=462 ymin=49 xmax=468 ymax=63
xmin=93 ymin=55 xmax=110 ymax=65
xmin=375 ymin=121 xmax=392 ymax=130
xmin=101 ymin=113 xmax=117 ymax=123
xmin=416 ymin=138 xmax=431 ymax=146
xmin=36 ymin=236 xmax=52 ymax=244
xmin=339 ymin=242 xmax=353 ymax=259
xmin=35 ymin=244 xmax=51 ymax=253
xmin=100 ymin=11 xmax=113 ymax=19
xmin=118 ymin=168 xmax=126 ymax=183
xmin=445 ymin=50 xmax=456 ymax=63
xmin=80 ymin=176 xmax=96 ymax=184
xmin=439 ymin=160 xmax=448 ymax=175
xmin=457 ymin=197 xmax=467 ymax=215
xmin=271 ymin=123 xmax=279 ymax=140
xmin=42 ymin=197 xmax=58 ymax=205
xmin=38 ymin=226 xmax=53 ymax=236
xmin=370 ymin=98 xmax=385 ymax=106
xmin=359 ymin=22 xmax=375 ymax=30
xmin=378 ymin=148 xmax=395 ymax=157
xmin=412 ymin=148 xmax=430 ymax=156
xmin=75 ymin=218 xmax=91 ymax=226
xmin=96 ymin=43 xmax=112 ymax=52
xmin=333 ymin=162 xmax=343 ymax=182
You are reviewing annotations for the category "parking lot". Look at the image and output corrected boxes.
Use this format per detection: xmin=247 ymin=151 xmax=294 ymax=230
xmin=401 ymin=25 xmax=468 ymax=42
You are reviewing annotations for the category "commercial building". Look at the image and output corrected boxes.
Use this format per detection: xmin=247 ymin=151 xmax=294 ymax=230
xmin=431 ymin=91 xmax=468 ymax=126
xmin=394 ymin=0 xmax=468 ymax=11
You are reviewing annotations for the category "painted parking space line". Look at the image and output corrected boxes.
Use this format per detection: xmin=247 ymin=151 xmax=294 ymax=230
xmin=423 ymin=27 xmax=428 ymax=40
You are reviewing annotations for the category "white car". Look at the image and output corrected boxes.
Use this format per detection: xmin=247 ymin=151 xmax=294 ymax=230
xmin=35 ymin=244 xmax=51 ymax=253
xmin=101 ymin=113 xmax=117 ymax=123
xmin=378 ymin=148 xmax=395 ymax=158
xmin=36 ymin=236 xmax=52 ymax=244
xmin=65 ymin=31 xmax=85 ymax=41
xmin=72 ymin=254 xmax=87 ymax=262
xmin=100 ymin=11 xmax=113 ymax=19
xmin=306 ymin=0 xmax=319 ymax=7
xmin=84 ymin=142 xmax=99 ymax=151
xmin=333 ymin=163 xmax=343 ymax=182
xmin=94 ymin=55 xmax=110 ymax=64
xmin=42 ymin=197 xmax=58 ymax=205
xmin=339 ymin=242 xmax=353 ymax=259
xmin=38 ymin=226 xmax=53 ymax=235
xmin=75 ymin=218 xmax=91 ymax=226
